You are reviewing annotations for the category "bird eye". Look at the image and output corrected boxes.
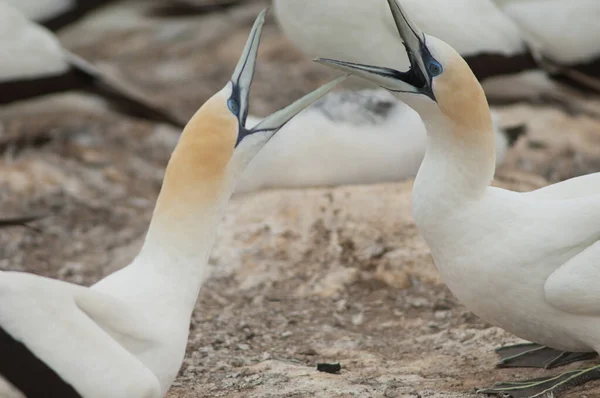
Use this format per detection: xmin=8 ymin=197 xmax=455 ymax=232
xmin=429 ymin=62 xmax=442 ymax=76
xmin=228 ymin=98 xmax=239 ymax=115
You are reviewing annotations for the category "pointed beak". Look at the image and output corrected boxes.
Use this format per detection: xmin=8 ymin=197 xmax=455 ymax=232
xmin=230 ymin=8 xmax=267 ymax=129
xmin=232 ymin=9 xmax=347 ymax=146
xmin=315 ymin=0 xmax=435 ymax=100
xmin=251 ymin=75 xmax=347 ymax=135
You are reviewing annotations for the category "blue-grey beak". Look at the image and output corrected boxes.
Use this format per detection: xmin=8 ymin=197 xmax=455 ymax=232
xmin=315 ymin=0 xmax=439 ymax=101
xmin=231 ymin=9 xmax=347 ymax=147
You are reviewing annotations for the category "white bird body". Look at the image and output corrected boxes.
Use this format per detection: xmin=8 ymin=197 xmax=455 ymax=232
xmin=0 ymin=3 xmax=69 ymax=82
xmin=0 ymin=10 xmax=343 ymax=397
xmin=318 ymin=2 xmax=600 ymax=394
xmin=414 ymin=169 xmax=600 ymax=353
xmin=274 ymin=0 xmax=600 ymax=96
xmin=496 ymin=0 xmax=599 ymax=64
xmin=274 ymin=0 xmax=525 ymax=71
xmin=0 ymin=273 xmax=164 ymax=397
xmin=3 ymin=0 xmax=75 ymax=23
xmin=0 ymin=1 xmax=186 ymax=126
xmin=273 ymin=0 xmax=547 ymax=99
xmin=494 ymin=0 xmax=600 ymax=91
xmin=237 ymin=90 xmax=514 ymax=193
xmin=3 ymin=0 xmax=111 ymax=30
xmin=404 ymin=37 xmax=600 ymax=354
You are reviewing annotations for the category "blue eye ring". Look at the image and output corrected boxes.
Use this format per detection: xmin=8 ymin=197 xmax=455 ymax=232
xmin=429 ymin=62 xmax=442 ymax=76
xmin=228 ymin=98 xmax=240 ymax=115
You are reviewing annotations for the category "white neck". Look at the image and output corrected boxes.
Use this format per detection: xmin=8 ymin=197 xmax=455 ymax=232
xmin=94 ymin=128 xmax=237 ymax=318
xmin=412 ymin=111 xmax=496 ymax=229
xmin=129 ymin=172 xmax=234 ymax=315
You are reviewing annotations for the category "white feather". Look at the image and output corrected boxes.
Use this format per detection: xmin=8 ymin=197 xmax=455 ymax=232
xmin=0 ymin=2 xmax=68 ymax=82
xmin=3 ymin=0 xmax=75 ymax=22
xmin=274 ymin=0 xmax=526 ymax=71
xmin=494 ymin=0 xmax=600 ymax=65
xmin=237 ymin=90 xmax=512 ymax=194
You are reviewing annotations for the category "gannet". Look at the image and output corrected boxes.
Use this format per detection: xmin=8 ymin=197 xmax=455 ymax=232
xmin=4 ymin=0 xmax=113 ymax=31
xmin=0 ymin=1 xmax=185 ymax=127
xmin=0 ymin=9 xmax=343 ymax=398
xmin=317 ymin=1 xmax=600 ymax=396
xmin=493 ymin=0 xmax=600 ymax=92
xmin=237 ymin=90 xmax=523 ymax=194
xmin=272 ymin=0 xmax=552 ymax=101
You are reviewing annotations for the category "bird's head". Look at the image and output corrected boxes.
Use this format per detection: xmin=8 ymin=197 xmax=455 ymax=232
xmin=177 ymin=9 xmax=345 ymax=185
xmin=316 ymin=0 xmax=492 ymax=134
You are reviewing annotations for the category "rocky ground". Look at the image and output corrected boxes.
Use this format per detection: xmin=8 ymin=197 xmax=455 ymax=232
xmin=2 ymin=1 xmax=600 ymax=397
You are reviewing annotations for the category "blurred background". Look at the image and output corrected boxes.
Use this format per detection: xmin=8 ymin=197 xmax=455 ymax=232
xmin=1 ymin=0 xmax=600 ymax=397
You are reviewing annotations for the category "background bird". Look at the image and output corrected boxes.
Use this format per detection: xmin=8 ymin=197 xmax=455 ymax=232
xmin=0 ymin=1 xmax=186 ymax=127
xmin=4 ymin=0 xmax=116 ymax=31
xmin=0 ymin=0 xmax=599 ymax=397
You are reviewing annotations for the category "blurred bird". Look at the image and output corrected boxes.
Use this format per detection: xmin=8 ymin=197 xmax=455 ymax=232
xmin=233 ymin=0 xmax=528 ymax=194
xmin=274 ymin=0 xmax=600 ymax=99
xmin=0 ymin=2 xmax=187 ymax=128
xmin=317 ymin=1 xmax=600 ymax=396
xmin=3 ymin=0 xmax=115 ymax=31
xmin=237 ymin=90 xmax=524 ymax=194
xmin=493 ymin=0 xmax=600 ymax=92
xmin=0 ymin=9 xmax=343 ymax=398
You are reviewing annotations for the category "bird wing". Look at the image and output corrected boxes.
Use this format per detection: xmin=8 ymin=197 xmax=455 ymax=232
xmin=0 ymin=272 xmax=160 ymax=397
xmin=73 ymin=283 xmax=159 ymax=348
xmin=0 ymin=3 xmax=68 ymax=82
xmin=544 ymin=240 xmax=600 ymax=316
xmin=391 ymin=0 xmax=536 ymax=81
xmin=495 ymin=0 xmax=600 ymax=92
xmin=525 ymin=172 xmax=600 ymax=201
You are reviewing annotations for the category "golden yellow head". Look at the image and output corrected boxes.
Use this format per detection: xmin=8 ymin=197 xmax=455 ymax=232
xmin=175 ymin=89 xmax=238 ymax=181
xmin=422 ymin=36 xmax=492 ymax=134
xmin=151 ymin=8 xmax=347 ymax=220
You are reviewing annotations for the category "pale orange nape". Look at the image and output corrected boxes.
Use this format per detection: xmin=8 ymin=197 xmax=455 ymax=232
xmin=434 ymin=53 xmax=494 ymax=142
xmin=153 ymin=94 xmax=239 ymax=218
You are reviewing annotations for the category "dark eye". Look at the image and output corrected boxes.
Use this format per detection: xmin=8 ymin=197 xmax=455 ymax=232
xmin=429 ymin=62 xmax=442 ymax=76
xmin=228 ymin=98 xmax=239 ymax=115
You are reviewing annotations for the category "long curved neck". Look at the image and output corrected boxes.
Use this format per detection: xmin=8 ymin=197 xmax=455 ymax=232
xmin=135 ymin=125 xmax=235 ymax=311
xmin=412 ymin=109 xmax=496 ymax=228
xmin=95 ymin=103 xmax=238 ymax=316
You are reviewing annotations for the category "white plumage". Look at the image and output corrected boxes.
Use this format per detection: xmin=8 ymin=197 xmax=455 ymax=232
xmin=495 ymin=0 xmax=600 ymax=66
xmin=273 ymin=0 xmax=541 ymax=98
xmin=0 ymin=4 xmax=68 ymax=82
xmin=274 ymin=0 xmax=600 ymax=96
xmin=319 ymin=1 xmax=600 ymax=395
xmin=0 ymin=1 xmax=185 ymax=127
xmin=237 ymin=90 xmax=516 ymax=194
xmin=3 ymin=0 xmax=75 ymax=23
xmin=0 ymin=10 xmax=342 ymax=397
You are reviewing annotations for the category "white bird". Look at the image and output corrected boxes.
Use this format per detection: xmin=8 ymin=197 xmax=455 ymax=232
xmin=0 ymin=1 xmax=186 ymax=127
xmin=0 ymin=10 xmax=343 ymax=398
xmin=237 ymin=89 xmax=522 ymax=194
xmin=236 ymin=0 xmax=526 ymax=194
xmin=3 ymin=0 xmax=113 ymax=31
xmin=273 ymin=0 xmax=547 ymax=101
xmin=317 ymin=1 xmax=600 ymax=397
xmin=274 ymin=0 xmax=600 ymax=100
xmin=493 ymin=0 xmax=600 ymax=92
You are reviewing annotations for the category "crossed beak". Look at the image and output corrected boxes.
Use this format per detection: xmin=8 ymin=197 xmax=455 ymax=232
xmin=231 ymin=9 xmax=347 ymax=147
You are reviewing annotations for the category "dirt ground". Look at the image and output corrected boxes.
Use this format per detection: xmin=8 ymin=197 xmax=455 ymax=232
xmin=2 ymin=1 xmax=600 ymax=397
